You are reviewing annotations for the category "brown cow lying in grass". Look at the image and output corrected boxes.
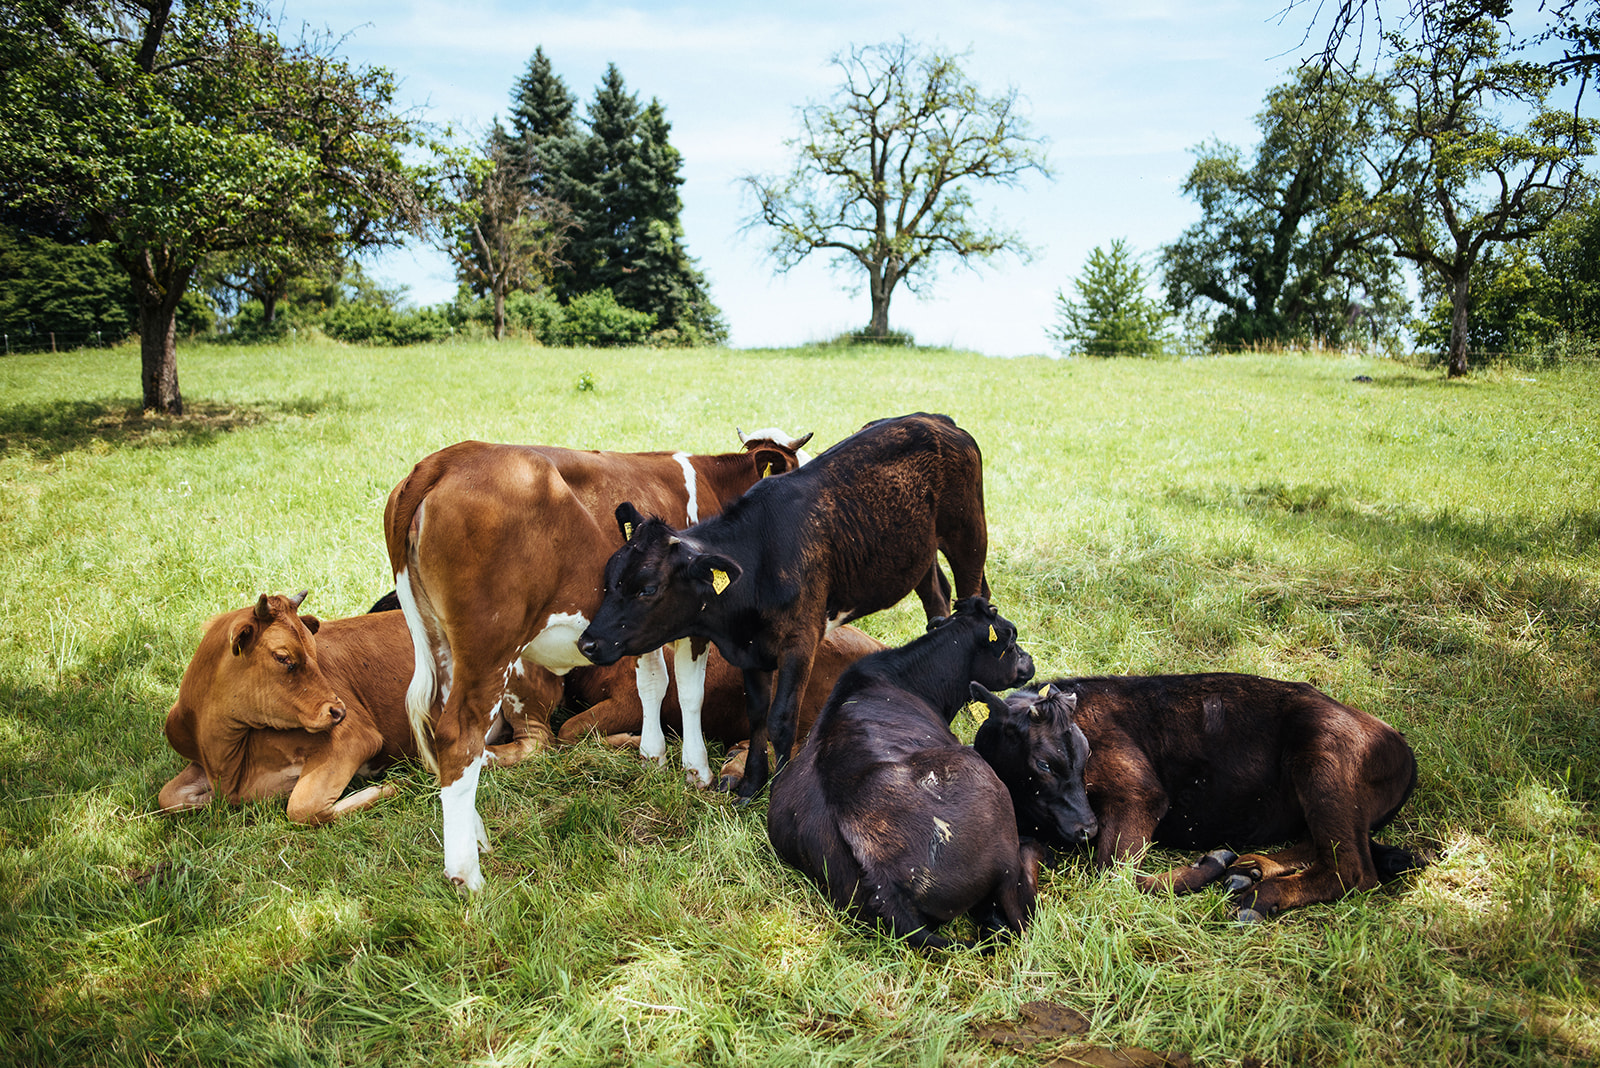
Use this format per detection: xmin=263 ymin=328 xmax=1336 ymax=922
xmin=160 ymin=593 xmax=880 ymax=821
xmin=977 ymin=673 xmax=1421 ymax=921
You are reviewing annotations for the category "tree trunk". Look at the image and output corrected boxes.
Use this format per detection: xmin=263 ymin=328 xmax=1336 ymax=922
xmin=493 ymin=286 xmax=507 ymax=341
xmin=138 ymin=299 xmax=183 ymax=414
xmin=1446 ymin=269 xmax=1471 ymax=378
xmin=867 ymin=264 xmax=892 ymax=338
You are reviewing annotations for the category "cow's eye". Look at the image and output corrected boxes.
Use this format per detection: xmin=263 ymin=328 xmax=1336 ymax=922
xmin=274 ymin=652 xmax=297 ymax=671
xmin=1035 ymin=759 xmax=1051 ymax=775
xmin=636 ymin=585 xmax=657 ymax=598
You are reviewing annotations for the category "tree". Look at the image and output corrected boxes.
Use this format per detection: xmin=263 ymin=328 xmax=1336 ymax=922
xmin=1051 ymin=240 xmax=1170 ymax=356
xmin=559 ymin=65 xmax=726 ymax=343
xmin=506 ymin=46 xmax=579 ymax=199
xmin=0 ymin=0 xmax=428 ymax=413
xmin=435 ymin=125 xmax=573 ymax=341
xmin=1161 ymin=70 xmax=1407 ymax=350
xmin=741 ymin=38 xmax=1049 ymax=339
xmin=1360 ymin=11 xmax=1596 ymax=375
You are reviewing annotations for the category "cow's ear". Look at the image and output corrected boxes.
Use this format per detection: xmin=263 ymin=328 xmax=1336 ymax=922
xmin=615 ymin=501 xmax=647 ymax=541
xmin=228 ymin=618 xmax=257 ymax=657
xmin=690 ymin=553 xmax=742 ymax=596
xmin=300 ymin=614 xmax=321 ymax=635
xmin=968 ymin=682 xmax=1011 ymax=729
xmin=748 ymin=445 xmax=795 ymax=479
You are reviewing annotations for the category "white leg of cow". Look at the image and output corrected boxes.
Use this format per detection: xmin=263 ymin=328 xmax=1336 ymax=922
xmin=635 ymin=647 xmax=670 ymax=766
xmin=440 ymin=751 xmax=490 ymax=891
xmin=674 ymin=638 xmax=712 ymax=788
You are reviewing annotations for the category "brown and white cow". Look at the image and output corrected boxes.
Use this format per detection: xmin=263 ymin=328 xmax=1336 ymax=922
xmin=384 ymin=429 xmax=812 ymax=889
xmin=158 ymin=592 xmax=549 ymax=824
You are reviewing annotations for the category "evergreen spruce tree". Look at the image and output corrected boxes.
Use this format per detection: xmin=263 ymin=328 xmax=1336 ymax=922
xmin=506 ymin=46 xmax=578 ymax=199
xmin=562 ymin=65 xmax=727 ymax=343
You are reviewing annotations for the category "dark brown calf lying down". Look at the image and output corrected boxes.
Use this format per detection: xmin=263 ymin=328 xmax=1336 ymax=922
xmin=983 ymin=672 xmax=1420 ymax=920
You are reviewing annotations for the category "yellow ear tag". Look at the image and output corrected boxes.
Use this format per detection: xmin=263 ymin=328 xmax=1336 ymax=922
xmin=762 ymin=462 xmax=773 ymax=478
xmin=711 ymin=569 xmax=730 ymax=594
xmin=624 ymin=522 xmax=634 ymax=540
xmin=968 ymin=701 xmax=989 ymax=725
xmin=988 ymin=625 xmax=997 ymax=642
xmin=1040 ymin=684 xmax=1052 ymax=698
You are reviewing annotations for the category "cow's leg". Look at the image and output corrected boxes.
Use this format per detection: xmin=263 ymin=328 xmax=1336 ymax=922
xmin=913 ymin=564 xmax=953 ymax=623
xmin=158 ymin=762 xmax=214 ymax=811
xmin=1223 ymin=840 xmax=1319 ymax=891
xmin=1087 ymin=750 xmax=1171 ymax=889
xmin=672 ymin=637 xmax=712 ymax=788
xmin=1232 ymin=749 xmax=1381 ymax=920
xmin=486 ymin=665 xmax=560 ymax=766
xmin=433 ymin=671 xmax=504 ymax=891
xmin=717 ymin=740 xmax=751 ymax=793
xmin=765 ymin=647 xmax=817 ymax=778
xmin=634 ymin=647 xmax=670 ymax=767
xmin=286 ymin=722 xmax=386 ymax=825
xmin=732 ymin=667 xmax=773 ymax=801
xmin=938 ymin=515 xmax=990 ymax=602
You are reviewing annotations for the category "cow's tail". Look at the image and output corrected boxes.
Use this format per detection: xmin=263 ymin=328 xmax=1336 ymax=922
xmin=394 ymin=561 xmax=442 ymax=774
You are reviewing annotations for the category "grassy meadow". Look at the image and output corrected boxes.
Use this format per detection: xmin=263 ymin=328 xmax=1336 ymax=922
xmin=0 ymin=338 xmax=1596 ymax=1066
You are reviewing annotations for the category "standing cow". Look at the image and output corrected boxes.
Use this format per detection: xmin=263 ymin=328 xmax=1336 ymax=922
xmin=578 ymin=412 xmax=991 ymax=799
xmin=766 ymin=599 xmax=1059 ymax=950
xmin=385 ymin=429 xmax=811 ymax=890
xmin=977 ymin=673 xmax=1421 ymax=920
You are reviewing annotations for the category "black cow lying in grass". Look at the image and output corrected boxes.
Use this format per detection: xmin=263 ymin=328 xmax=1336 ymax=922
xmin=767 ymin=599 xmax=1092 ymax=951
xmin=977 ymin=673 xmax=1421 ymax=921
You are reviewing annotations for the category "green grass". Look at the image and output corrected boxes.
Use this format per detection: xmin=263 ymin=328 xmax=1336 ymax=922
xmin=1 ymin=339 xmax=1596 ymax=1066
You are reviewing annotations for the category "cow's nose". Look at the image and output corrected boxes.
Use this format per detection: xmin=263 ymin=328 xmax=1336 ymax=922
xmin=327 ymin=704 xmax=346 ymax=725
xmin=577 ymin=637 xmax=598 ymax=659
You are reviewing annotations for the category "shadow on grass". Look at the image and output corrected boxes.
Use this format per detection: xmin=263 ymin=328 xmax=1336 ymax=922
xmin=0 ymin=396 xmax=340 ymax=462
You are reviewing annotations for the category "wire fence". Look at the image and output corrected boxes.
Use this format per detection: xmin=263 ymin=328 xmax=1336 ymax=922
xmin=2 ymin=330 xmax=121 ymax=355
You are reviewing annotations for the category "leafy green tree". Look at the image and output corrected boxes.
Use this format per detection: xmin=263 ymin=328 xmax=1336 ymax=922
xmin=560 ymin=65 xmax=726 ymax=343
xmin=0 ymin=0 xmax=429 ymax=413
xmin=1360 ymin=10 xmax=1596 ymax=375
xmin=435 ymin=125 xmax=574 ymax=341
xmin=0 ymin=227 xmax=135 ymax=346
xmin=741 ymin=38 xmax=1049 ymax=340
xmin=1161 ymin=70 xmax=1407 ymax=350
xmin=1051 ymin=240 xmax=1170 ymax=357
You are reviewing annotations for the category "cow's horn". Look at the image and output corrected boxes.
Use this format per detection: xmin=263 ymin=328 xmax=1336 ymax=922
xmin=254 ymin=594 xmax=273 ymax=621
xmin=289 ymin=590 xmax=309 ymax=609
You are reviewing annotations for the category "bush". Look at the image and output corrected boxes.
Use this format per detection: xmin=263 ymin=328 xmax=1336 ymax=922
xmin=322 ymin=302 xmax=452 ymax=345
xmin=550 ymin=288 xmax=656 ymax=347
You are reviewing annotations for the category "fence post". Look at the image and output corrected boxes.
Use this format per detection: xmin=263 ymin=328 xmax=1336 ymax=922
xmin=51 ymin=332 xmax=56 ymax=352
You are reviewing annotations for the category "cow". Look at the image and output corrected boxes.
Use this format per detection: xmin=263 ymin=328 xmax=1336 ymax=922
xmin=578 ymin=412 xmax=990 ymax=801
xmin=384 ymin=428 xmax=812 ymax=890
xmin=158 ymin=592 xmax=548 ymax=825
xmin=765 ymin=598 xmax=1052 ymax=950
xmin=977 ymin=673 xmax=1421 ymax=921
xmin=560 ymin=625 xmax=885 ymax=790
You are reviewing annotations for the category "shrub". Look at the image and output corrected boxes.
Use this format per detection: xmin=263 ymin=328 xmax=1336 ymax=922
xmin=551 ymin=288 xmax=656 ymax=347
xmin=322 ymin=302 xmax=452 ymax=345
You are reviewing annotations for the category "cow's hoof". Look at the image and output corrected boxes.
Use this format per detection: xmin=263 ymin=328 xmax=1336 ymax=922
xmin=1225 ymin=872 xmax=1257 ymax=892
xmin=684 ymin=767 xmax=712 ymax=790
xmin=1205 ymin=848 xmax=1238 ymax=867
xmin=1235 ymin=907 xmax=1267 ymax=924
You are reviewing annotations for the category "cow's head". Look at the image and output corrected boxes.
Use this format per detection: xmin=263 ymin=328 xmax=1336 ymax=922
xmin=578 ymin=503 xmax=740 ymax=667
xmin=737 ymin=427 xmax=815 ymax=476
xmin=972 ymin=682 xmax=1098 ymax=848
xmin=181 ymin=591 xmax=348 ymax=735
xmin=928 ymin=597 xmax=1035 ymax=693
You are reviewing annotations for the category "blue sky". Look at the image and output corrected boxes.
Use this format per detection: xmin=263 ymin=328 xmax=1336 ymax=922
xmin=276 ymin=1 xmax=1335 ymax=354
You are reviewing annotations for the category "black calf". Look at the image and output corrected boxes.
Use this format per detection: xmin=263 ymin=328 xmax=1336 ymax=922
xmin=766 ymin=598 xmax=1042 ymax=951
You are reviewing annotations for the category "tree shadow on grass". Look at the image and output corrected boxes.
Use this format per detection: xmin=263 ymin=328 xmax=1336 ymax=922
xmin=0 ymin=396 xmax=338 ymax=462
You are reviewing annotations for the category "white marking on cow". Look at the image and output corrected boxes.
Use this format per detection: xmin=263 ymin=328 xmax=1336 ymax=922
xmin=635 ymin=647 xmax=670 ymax=765
xmin=825 ymin=610 xmax=852 ymax=635
xmin=519 ymin=611 xmax=593 ymax=674
xmin=672 ymin=451 xmax=699 ymax=523
xmin=673 ymin=637 xmax=711 ymax=787
xmin=440 ymin=750 xmax=490 ymax=891
xmin=395 ymin=566 xmax=445 ymax=773
xmin=932 ymin=816 xmax=953 ymax=842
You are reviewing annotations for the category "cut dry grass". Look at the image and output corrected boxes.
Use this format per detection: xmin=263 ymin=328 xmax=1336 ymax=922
xmin=0 ymin=339 xmax=1596 ymax=1066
